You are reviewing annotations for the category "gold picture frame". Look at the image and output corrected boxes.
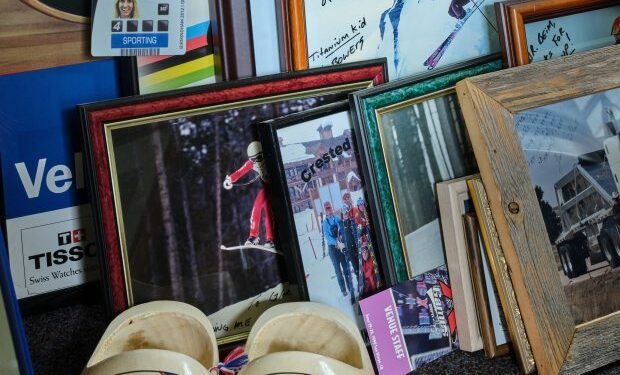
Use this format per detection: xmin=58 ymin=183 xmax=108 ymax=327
xmin=462 ymin=211 xmax=512 ymax=359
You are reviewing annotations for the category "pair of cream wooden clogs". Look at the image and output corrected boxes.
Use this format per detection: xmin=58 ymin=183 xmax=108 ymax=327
xmin=82 ymin=301 xmax=374 ymax=375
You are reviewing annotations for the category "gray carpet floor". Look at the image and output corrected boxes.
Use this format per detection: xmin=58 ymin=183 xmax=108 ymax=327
xmin=23 ymin=303 xmax=619 ymax=374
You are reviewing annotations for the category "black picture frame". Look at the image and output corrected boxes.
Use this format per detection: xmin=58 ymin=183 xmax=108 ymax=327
xmin=258 ymin=100 xmax=390 ymax=323
xmin=80 ymin=59 xmax=387 ymax=345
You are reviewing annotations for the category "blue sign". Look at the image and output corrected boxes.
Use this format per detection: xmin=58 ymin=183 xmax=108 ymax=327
xmin=111 ymin=33 xmax=169 ymax=48
xmin=0 ymin=60 xmax=122 ymax=219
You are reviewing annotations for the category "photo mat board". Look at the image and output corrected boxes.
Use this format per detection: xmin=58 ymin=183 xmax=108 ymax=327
xmin=292 ymin=0 xmax=502 ymax=79
xmin=456 ymin=45 xmax=620 ymax=374
xmin=259 ymin=102 xmax=383 ymax=328
xmin=351 ymin=56 xmax=501 ymax=281
xmin=80 ymin=60 xmax=387 ymax=344
xmin=514 ymin=87 xmax=620 ymax=325
xmin=436 ymin=177 xmax=483 ymax=352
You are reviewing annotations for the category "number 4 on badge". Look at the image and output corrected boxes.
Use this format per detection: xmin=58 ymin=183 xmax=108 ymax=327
xmin=111 ymin=20 xmax=122 ymax=32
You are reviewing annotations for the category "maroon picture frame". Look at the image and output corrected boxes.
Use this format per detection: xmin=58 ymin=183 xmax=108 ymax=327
xmin=79 ymin=60 xmax=387 ymax=322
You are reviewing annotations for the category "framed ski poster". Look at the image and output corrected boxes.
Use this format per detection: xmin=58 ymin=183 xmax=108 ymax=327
xmin=79 ymin=59 xmax=387 ymax=345
xmin=286 ymin=0 xmax=502 ymax=79
xmin=495 ymin=0 xmax=619 ymax=67
xmin=350 ymin=55 xmax=500 ymax=282
xmin=127 ymin=0 xmax=219 ymax=94
xmin=258 ymin=101 xmax=385 ymax=329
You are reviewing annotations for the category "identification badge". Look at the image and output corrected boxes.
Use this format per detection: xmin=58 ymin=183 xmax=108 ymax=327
xmin=91 ymin=0 xmax=186 ymax=56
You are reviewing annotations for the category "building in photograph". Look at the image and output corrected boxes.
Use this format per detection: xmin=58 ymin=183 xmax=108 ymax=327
xmin=281 ymin=123 xmax=358 ymax=217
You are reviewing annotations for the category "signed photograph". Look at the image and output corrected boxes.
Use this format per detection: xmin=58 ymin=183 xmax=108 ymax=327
xmin=107 ymin=95 xmax=346 ymax=342
xmin=524 ymin=5 xmax=620 ymax=63
xmin=267 ymin=106 xmax=382 ymax=325
xmin=303 ymin=0 xmax=500 ymax=78
xmin=515 ymin=87 xmax=620 ymax=324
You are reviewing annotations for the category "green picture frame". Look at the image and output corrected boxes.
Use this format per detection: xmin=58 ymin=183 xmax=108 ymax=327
xmin=350 ymin=56 xmax=502 ymax=282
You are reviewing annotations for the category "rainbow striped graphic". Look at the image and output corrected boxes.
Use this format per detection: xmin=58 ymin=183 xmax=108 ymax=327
xmin=137 ymin=16 xmax=217 ymax=94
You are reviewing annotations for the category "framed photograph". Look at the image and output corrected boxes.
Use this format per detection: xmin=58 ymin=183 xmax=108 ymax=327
xmin=457 ymin=45 xmax=620 ymax=374
xmin=127 ymin=0 xmax=258 ymax=94
xmin=463 ymin=211 xmax=511 ymax=359
xmin=468 ymin=176 xmax=535 ymax=373
xmin=127 ymin=0 xmax=218 ymax=94
xmin=496 ymin=0 xmax=619 ymax=67
xmin=350 ymin=56 xmax=501 ymax=282
xmin=0 ymin=230 xmax=34 ymax=375
xmin=285 ymin=0 xmax=502 ymax=79
xmin=258 ymin=101 xmax=384 ymax=327
xmin=80 ymin=60 xmax=387 ymax=345
xmin=436 ymin=176 xmax=483 ymax=353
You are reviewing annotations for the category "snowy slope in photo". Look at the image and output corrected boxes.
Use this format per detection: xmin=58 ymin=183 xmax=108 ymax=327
xmin=294 ymin=208 xmax=362 ymax=323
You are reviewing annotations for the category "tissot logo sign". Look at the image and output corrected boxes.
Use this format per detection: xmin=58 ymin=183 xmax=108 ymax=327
xmin=58 ymin=229 xmax=86 ymax=246
xmin=7 ymin=208 xmax=99 ymax=298
xmin=28 ymin=228 xmax=96 ymax=271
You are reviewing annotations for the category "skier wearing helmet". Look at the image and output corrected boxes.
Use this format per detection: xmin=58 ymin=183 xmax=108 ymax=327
xmin=223 ymin=141 xmax=274 ymax=248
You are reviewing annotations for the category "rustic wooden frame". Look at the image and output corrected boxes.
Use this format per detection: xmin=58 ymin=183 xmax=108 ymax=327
xmin=456 ymin=45 xmax=620 ymax=375
xmin=462 ymin=212 xmax=511 ymax=360
xmin=468 ymin=177 xmax=535 ymax=373
xmin=495 ymin=0 xmax=618 ymax=67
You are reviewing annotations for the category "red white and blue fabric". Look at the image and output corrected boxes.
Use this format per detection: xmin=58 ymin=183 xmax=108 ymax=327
xmin=210 ymin=346 xmax=249 ymax=375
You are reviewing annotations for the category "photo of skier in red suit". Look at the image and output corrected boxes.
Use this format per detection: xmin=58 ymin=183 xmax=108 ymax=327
xmin=223 ymin=141 xmax=274 ymax=249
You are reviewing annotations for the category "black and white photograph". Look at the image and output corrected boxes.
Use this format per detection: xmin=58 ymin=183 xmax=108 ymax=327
xmin=515 ymin=87 xmax=620 ymax=324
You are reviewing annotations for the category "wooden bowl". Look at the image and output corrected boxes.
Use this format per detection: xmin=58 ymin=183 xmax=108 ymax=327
xmin=83 ymin=301 xmax=218 ymax=374
xmin=242 ymin=302 xmax=373 ymax=374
